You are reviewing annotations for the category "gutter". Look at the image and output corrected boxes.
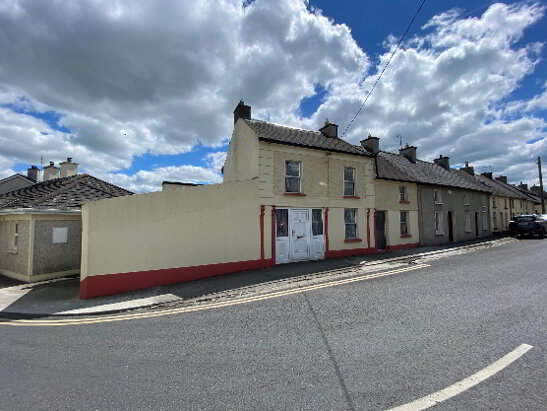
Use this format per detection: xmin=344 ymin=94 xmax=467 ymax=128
xmin=0 ymin=208 xmax=81 ymax=216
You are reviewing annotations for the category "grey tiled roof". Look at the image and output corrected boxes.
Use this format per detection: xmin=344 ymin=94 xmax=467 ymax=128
xmin=474 ymin=175 xmax=528 ymax=200
xmin=376 ymin=151 xmax=490 ymax=192
xmin=0 ymin=174 xmax=133 ymax=210
xmin=244 ymin=119 xmax=373 ymax=157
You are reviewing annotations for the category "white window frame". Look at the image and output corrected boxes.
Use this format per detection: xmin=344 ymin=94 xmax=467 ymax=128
xmin=399 ymin=186 xmax=408 ymax=202
xmin=343 ymin=167 xmax=356 ymax=196
xmin=10 ymin=221 xmax=19 ymax=250
xmin=434 ymin=189 xmax=443 ymax=204
xmin=435 ymin=211 xmax=444 ymax=235
xmin=285 ymin=160 xmax=301 ymax=193
xmin=400 ymin=211 xmax=409 ymax=235
xmin=463 ymin=193 xmax=470 ymax=206
xmin=344 ymin=208 xmax=358 ymax=239
xmin=464 ymin=210 xmax=471 ymax=232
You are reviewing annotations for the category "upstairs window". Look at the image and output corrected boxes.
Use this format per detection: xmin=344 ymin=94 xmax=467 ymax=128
xmin=344 ymin=209 xmax=357 ymax=239
xmin=343 ymin=167 xmax=355 ymax=196
xmin=434 ymin=189 xmax=443 ymax=204
xmin=463 ymin=193 xmax=470 ymax=206
xmin=492 ymin=197 xmax=497 ymax=208
xmin=400 ymin=211 xmax=408 ymax=235
xmin=399 ymin=186 xmax=408 ymax=202
xmin=285 ymin=161 xmax=301 ymax=193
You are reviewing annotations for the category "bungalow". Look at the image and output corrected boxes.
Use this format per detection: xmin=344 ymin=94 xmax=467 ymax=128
xmin=0 ymin=173 xmax=132 ymax=282
xmin=0 ymin=172 xmax=35 ymax=195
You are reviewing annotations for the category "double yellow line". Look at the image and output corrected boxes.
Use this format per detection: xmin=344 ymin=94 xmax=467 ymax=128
xmin=1 ymin=263 xmax=429 ymax=327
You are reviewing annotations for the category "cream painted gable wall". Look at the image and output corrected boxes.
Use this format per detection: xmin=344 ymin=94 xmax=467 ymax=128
xmin=223 ymin=120 xmax=260 ymax=182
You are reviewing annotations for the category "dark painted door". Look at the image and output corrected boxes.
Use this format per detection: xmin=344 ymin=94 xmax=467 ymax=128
xmin=448 ymin=211 xmax=454 ymax=242
xmin=376 ymin=211 xmax=386 ymax=250
xmin=475 ymin=212 xmax=479 ymax=237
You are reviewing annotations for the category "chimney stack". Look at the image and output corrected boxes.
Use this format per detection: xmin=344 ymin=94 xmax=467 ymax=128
xmin=433 ymin=154 xmax=450 ymax=170
xmin=42 ymin=161 xmax=60 ymax=181
xmin=481 ymin=172 xmax=493 ymax=180
xmin=60 ymin=157 xmax=79 ymax=178
xmin=233 ymin=100 xmax=251 ymax=124
xmin=460 ymin=161 xmax=475 ymax=176
xmin=399 ymin=144 xmax=417 ymax=163
xmin=518 ymin=182 xmax=528 ymax=190
xmin=27 ymin=165 xmax=39 ymax=183
xmin=495 ymin=175 xmax=508 ymax=184
xmin=319 ymin=119 xmax=338 ymax=138
xmin=360 ymin=135 xmax=379 ymax=154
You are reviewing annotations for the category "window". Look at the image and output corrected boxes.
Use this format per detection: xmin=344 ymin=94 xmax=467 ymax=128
xmin=504 ymin=198 xmax=508 ymax=209
xmin=435 ymin=211 xmax=444 ymax=235
xmin=344 ymin=209 xmax=357 ymax=239
xmin=493 ymin=212 xmax=497 ymax=230
xmin=463 ymin=193 xmax=470 ymax=206
xmin=399 ymin=186 xmax=408 ymax=202
xmin=312 ymin=209 xmax=323 ymax=236
xmin=464 ymin=210 xmax=471 ymax=232
xmin=510 ymin=199 xmax=514 ymax=208
xmin=492 ymin=197 xmax=496 ymax=208
xmin=10 ymin=222 xmax=19 ymax=250
xmin=285 ymin=161 xmax=301 ymax=193
xmin=482 ymin=211 xmax=488 ymax=230
xmin=343 ymin=167 xmax=355 ymax=196
xmin=400 ymin=211 xmax=408 ymax=235
xmin=276 ymin=209 xmax=288 ymax=237
xmin=434 ymin=189 xmax=443 ymax=204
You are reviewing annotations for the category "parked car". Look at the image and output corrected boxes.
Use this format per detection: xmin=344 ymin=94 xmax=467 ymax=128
xmin=509 ymin=214 xmax=546 ymax=238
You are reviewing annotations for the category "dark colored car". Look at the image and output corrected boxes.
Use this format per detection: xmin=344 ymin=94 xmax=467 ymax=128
xmin=509 ymin=215 xmax=546 ymax=238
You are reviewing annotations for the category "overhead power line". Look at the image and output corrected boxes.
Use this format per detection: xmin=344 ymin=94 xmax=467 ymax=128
xmin=341 ymin=0 xmax=427 ymax=138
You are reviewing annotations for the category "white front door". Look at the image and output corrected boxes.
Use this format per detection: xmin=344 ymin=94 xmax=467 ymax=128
xmin=290 ymin=209 xmax=310 ymax=261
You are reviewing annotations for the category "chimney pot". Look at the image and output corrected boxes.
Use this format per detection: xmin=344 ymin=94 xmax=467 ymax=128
xmin=360 ymin=136 xmax=379 ymax=155
xmin=233 ymin=100 xmax=251 ymax=124
xmin=399 ymin=145 xmax=417 ymax=163
xmin=460 ymin=162 xmax=475 ymax=176
xmin=319 ymin=122 xmax=338 ymax=138
xmin=434 ymin=155 xmax=450 ymax=170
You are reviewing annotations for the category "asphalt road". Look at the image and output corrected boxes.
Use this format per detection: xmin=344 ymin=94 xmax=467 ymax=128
xmin=1 ymin=239 xmax=545 ymax=410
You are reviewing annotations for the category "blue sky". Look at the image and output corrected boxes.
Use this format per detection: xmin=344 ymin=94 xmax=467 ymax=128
xmin=0 ymin=0 xmax=545 ymax=192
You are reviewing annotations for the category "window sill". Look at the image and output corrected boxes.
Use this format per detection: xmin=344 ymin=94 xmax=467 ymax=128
xmin=343 ymin=196 xmax=361 ymax=199
xmin=434 ymin=202 xmax=443 ymax=205
xmin=435 ymin=232 xmax=444 ymax=236
xmin=284 ymin=193 xmax=306 ymax=196
xmin=399 ymin=200 xmax=410 ymax=204
xmin=7 ymin=249 xmax=18 ymax=254
xmin=400 ymin=234 xmax=412 ymax=238
xmin=344 ymin=238 xmax=362 ymax=243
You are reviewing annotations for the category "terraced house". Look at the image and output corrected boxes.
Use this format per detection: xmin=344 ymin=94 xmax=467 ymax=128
xmin=80 ymin=101 xmax=378 ymax=298
xmin=373 ymin=144 xmax=491 ymax=246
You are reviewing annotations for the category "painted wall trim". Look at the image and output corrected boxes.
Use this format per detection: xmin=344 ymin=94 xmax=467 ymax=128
xmin=260 ymin=205 xmax=265 ymax=260
xmin=386 ymin=242 xmax=420 ymax=251
xmin=325 ymin=247 xmax=376 ymax=259
xmin=80 ymin=258 xmax=274 ymax=299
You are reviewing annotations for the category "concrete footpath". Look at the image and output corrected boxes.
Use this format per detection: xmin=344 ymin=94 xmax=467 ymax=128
xmin=0 ymin=237 xmax=516 ymax=318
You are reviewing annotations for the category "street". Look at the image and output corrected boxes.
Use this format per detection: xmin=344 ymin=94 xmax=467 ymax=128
xmin=1 ymin=239 xmax=546 ymax=410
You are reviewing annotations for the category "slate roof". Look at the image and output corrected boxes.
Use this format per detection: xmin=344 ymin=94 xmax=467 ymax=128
xmin=0 ymin=174 xmax=133 ymax=210
xmin=376 ymin=151 xmax=489 ymax=192
xmin=244 ymin=119 xmax=373 ymax=157
xmin=474 ymin=175 xmax=528 ymax=200
xmin=0 ymin=173 xmax=35 ymax=185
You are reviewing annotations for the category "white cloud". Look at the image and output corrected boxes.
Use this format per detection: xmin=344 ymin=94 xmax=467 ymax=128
xmin=0 ymin=0 xmax=545 ymax=190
